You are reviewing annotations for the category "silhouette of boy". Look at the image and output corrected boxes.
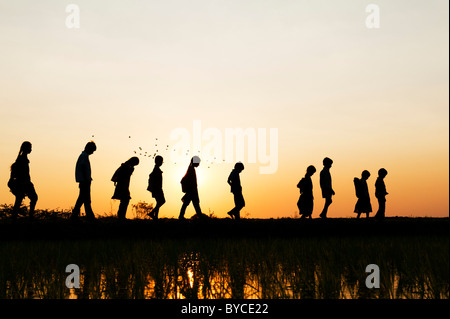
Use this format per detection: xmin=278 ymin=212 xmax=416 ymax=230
xmin=354 ymin=170 xmax=372 ymax=218
xmin=9 ymin=141 xmax=38 ymax=219
xmin=227 ymin=162 xmax=245 ymax=220
xmin=297 ymin=165 xmax=316 ymax=219
xmin=179 ymin=156 xmax=205 ymax=220
xmin=112 ymin=156 xmax=139 ymax=220
xmin=71 ymin=141 xmax=97 ymax=221
xmin=374 ymin=168 xmax=388 ymax=220
xmin=319 ymin=157 xmax=335 ymax=219
xmin=147 ymin=155 xmax=166 ymax=220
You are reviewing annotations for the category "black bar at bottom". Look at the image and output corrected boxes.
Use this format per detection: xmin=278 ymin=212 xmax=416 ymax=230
xmin=0 ymin=299 xmax=448 ymax=318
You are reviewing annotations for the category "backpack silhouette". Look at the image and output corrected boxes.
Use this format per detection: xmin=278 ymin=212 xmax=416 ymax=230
xmin=147 ymin=169 xmax=162 ymax=193
xmin=147 ymin=171 xmax=155 ymax=192
xmin=7 ymin=162 xmax=18 ymax=195
xmin=353 ymin=177 xmax=363 ymax=198
xmin=354 ymin=177 xmax=363 ymax=198
xmin=111 ymin=165 xmax=125 ymax=183
xmin=180 ymin=175 xmax=188 ymax=193
xmin=298 ymin=178 xmax=307 ymax=193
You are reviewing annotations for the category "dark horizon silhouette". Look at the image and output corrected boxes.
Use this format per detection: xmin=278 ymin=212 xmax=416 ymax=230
xmin=111 ymin=156 xmax=140 ymax=220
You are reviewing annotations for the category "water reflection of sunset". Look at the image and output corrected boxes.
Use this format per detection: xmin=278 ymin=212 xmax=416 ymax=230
xmin=2 ymin=237 xmax=447 ymax=299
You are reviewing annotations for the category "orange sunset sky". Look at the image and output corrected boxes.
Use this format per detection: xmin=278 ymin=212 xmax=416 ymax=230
xmin=0 ymin=0 xmax=448 ymax=218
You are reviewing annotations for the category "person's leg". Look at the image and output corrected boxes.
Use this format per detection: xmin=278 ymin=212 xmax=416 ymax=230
xmin=375 ymin=197 xmax=385 ymax=219
xmin=82 ymin=182 xmax=95 ymax=220
xmin=179 ymin=202 xmax=189 ymax=219
xmin=117 ymin=199 xmax=130 ymax=220
xmin=153 ymin=193 xmax=166 ymax=219
xmin=188 ymin=191 xmax=203 ymax=216
xmin=192 ymin=198 xmax=203 ymax=216
xmin=227 ymin=194 xmax=239 ymax=219
xmin=27 ymin=185 xmax=38 ymax=218
xmin=320 ymin=196 xmax=332 ymax=218
xmin=12 ymin=194 xmax=25 ymax=219
xmin=233 ymin=192 xmax=245 ymax=219
xmin=308 ymin=199 xmax=314 ymax=219
xmin=179 ymin=194 xmax=191 ymax=219
xmin=380 ymin=198 xmax=386 ymax=218
xmin=227 ymin=208 xmax=236 ymax=219
xmin=227 ymin=205 xmax=242 ymax=219
xmin=72 ymin=183 xmax=83 ymax=219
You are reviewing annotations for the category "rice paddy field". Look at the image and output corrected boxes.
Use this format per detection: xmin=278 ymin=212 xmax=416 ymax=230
xmin=0 ymin=213 xmax=448 ymax=300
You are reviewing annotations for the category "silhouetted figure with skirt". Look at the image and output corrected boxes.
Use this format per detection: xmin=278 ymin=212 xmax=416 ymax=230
xmin=71 ymin=141 xmax=97 ymax=221
xmin=147 ymin=155 xmax=165 ymax=220
xmin=8 ymin=141 xmax=38 ymax=219
xmin=227 ymin=162 xmax=245 ymax=220
xmin=112 ymin=157 xmax=140 ymax=220
xmin=319 ymin=157 xmax=335 ymax=219
xmin=354 ymin=170 xmax=372 ymax=218
xmin=374 ymin=168 xmax=388 ymax=220
xmin=297 ymin=165 xmax=316 ymax=219
xmin=179 ymin=156 xmax=206 ymax=220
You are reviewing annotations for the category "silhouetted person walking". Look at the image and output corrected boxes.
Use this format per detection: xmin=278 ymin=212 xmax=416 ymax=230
xmin=8 ymin=141 xmax=38 ymax=219
xmin=71 ymin=141 xmax=96 ymax=221
xmin=112 ymin=157 xmax=140 ymax=220
xmin=147 ymin=155 xmax=165 ymax=220
xmin=354 ymin=170 xmax=372 ymax=218
xmin=374 ymin=168 xmax=388 ymax=220
xmin=227 ymin=162 xmax=245 ymax=220
xmin=319 ymin=157 xmax=335 ymax=219
xmin=297 ymin=165 xmax=316 ymax=219
xmin=179 ymin=156 xmax=205 ymax=220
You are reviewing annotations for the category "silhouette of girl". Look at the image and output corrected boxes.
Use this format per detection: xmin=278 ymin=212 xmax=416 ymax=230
xmin=147 ymin=155 xmax=166 ymax=220
xmin=227 ymin=162 xmax=245 ymax=219
xmin=8 ymin=141 xmax=38 ymax=219
xmin=179 ymin=156 xmax=205 ymax=220
xmin=375 ymin=168 xmax=388 ymax=220
xmin=112 ymin=156 xmax=140 ymax=220
xmin=297 ymin=165 xmax=316 ymax=219
xmin=354 ymin=170 xmax=372 ymax=218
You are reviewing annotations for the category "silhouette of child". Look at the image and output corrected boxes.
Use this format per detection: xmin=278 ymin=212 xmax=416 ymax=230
xmin=227 ymin=162 xmax=245 ymax=220
xmin=354 ymin=170 xmax=372 ymax=218
xmin=179 ymin=156 xmax=205 ymax=220
xmin=374 ymin=168 xmax=388 ymax=220
xmin=8 ymin=141 xmax=38 ymax=219
xmin=147 ymin=155 xmax=166 ymax=220
xmin=319 ymin=157 xmax=335 ymax=219
xmin=112 ymin=156 xmax=140 ymax=220
xmin=297 ymin=165 xmax=316 ymax=219
xmin=71 ymin=141 xmax=97 ymax=221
